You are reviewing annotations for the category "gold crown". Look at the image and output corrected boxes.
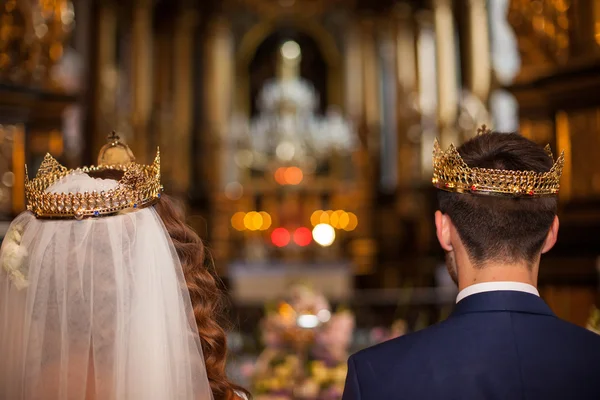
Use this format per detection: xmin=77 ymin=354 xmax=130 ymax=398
xmin=432 ymin=129 xmax=564 ymax=197
xmin=25 ymin=150 xmax=162 ymax=220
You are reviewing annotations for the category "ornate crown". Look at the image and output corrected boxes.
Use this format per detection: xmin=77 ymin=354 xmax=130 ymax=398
xmin=25 ymin=149 xmax=162 ymax=220
xmin=432 ymin=127 xmax=564 ymax=197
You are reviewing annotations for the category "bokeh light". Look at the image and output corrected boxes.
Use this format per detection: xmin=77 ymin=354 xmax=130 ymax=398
xmin=284 ymin=167 xmax=303 ymax=185
xmin=274 ymin=167 xmax=286 ymax=185
xmin=337 ymin=212 xmax=349 ymax=229
xmin=310 ymin=210 xmax=322 ymax=226
xmin=281 ymin=40 xmax=301 ymax=60
xmin=271 ymin=228 xmax=291 ymax=247
xmin=231 ymin=212 xmax=246 ymax=231
xmin=224 ymin=181 xmax=243 ymax=200
xmin=244 ymin=211 xmax=263 ymax=231
xmin=309 ymin=210 xmax=358 ymax=231
xmin=319 ymin=210 xmax=332 ymax=224
xmin=312 ymin=223 xmax=336 ymax=247
xmin=329 ymin=210 xmax=345 ymax=228
xmin=274 ymin=167 xmax=303 ymax=185
xmin=297 ymin=314 xmax=319 ymax=329
xmin=343 ymin=212 xmax=358 ymax=231
xmin=317 ymin=309 xmax=331 ymax=323
xmin=293 ymin=227 xmax=312 ymax=246
xmin=231 ymin=211 xmax=273 ymax=231
xmin=258 ymin=211 xmax=272 ymax=230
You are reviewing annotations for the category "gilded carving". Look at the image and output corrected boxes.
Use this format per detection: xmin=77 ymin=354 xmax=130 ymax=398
xmin=507 ymin=0 xmax=571 ymax=68
xmin=564 ymin=108 xmax=600 ymax=199
xmin=231 ymin=0 xmax=352 ymax=19
xmin=0 ymin=124 xmax=25 ymax=217
xmin=0 ymin=0 xmax=74 ymax=89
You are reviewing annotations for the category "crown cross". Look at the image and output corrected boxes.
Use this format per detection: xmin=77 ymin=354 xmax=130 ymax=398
xmin=476 ymin=124 xmax=491 ymax=135
xmin=108 ymin=131 xmax=120 ymax=143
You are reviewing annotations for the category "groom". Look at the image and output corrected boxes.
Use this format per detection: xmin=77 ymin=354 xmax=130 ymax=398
xmin=342 ymin=130 xmax=600 ymax=399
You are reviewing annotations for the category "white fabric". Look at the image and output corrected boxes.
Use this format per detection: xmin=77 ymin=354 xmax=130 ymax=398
xmin=456 ymin=281 xmax=539 ymax=303
xmin=0 ymin=173 xmax=213 ymax=400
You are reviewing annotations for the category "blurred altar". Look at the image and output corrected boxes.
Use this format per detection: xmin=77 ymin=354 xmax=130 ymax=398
xmin=1 ymin=0 xmax=600 ymax=396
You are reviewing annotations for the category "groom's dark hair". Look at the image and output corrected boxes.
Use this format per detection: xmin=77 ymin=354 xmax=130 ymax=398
xmin=437 ymin=132 xmax=558 ymax=266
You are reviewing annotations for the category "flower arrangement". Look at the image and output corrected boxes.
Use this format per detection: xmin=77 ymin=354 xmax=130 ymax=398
xmin=369 ymin=319 xmax=408 ymax=344
xmin=252 ymin=284 xmax=355 ymax=400
xmin=1 ymin=223 xmax=28 ymax=290
xmin=587 ymin=305 xmax=600 ymax=335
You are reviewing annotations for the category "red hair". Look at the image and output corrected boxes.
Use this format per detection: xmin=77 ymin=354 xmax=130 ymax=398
xmin=87 ymin=169 xmax=248 ymax=399
xmin=154 ymin=195 xmax=250 ymax=400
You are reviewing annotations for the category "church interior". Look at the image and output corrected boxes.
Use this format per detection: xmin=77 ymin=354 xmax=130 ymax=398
xmin=1 ymin=0 xmax=600 ymax=396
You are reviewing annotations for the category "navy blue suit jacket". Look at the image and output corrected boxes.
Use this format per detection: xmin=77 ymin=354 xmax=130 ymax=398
xmin=342 ymin=291 xmax=600 ymax=399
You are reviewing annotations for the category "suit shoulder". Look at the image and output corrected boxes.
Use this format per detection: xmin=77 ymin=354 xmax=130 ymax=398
xmin=552 ymin=318 xmax=600 ymax=344
xmin=348 ymin=325 xmax=451 ymax=395
xmin=352 ymin=322 xmax=445 ymax=363
xmin=514 ymin=313 xmax=600 ymax=362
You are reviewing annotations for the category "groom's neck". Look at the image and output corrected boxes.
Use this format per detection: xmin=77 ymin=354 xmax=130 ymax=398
xmin=457 ymin=259 xmax=539 ymax=292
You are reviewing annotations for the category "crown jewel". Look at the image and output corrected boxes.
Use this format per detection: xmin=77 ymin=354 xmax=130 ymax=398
xmin=25 ymin=149 xmax=162 ymax=220
xmin=432 ymin=127 xmax=564 ymax=197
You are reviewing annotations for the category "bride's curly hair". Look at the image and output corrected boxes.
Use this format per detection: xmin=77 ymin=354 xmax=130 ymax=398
xmin=89 ymin=168 xmax=248 ymax=399
xmin=153 ymin=195 xmax=250 ymax=400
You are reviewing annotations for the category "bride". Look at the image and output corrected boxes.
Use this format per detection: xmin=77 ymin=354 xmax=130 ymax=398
xmin=0 ymin=138 xmax=249 ymax=400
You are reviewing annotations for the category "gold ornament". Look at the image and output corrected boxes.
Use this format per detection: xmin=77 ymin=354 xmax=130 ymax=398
xmin=97 ymin=131 xmax=136 ymax=166
xmin=476 ymin=124 xmax=492 ymax=135
xmin=432 ymin=127 xmax=564 ymax=197
xmin=25 ymin=149 xmax=162 ymax=220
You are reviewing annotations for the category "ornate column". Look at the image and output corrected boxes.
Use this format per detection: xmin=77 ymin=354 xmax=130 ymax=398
xmin=348 ymin=16 xmax=380 ymax=275
xmin=344 ymin=19 xmax=363 ymax=121
xmin=554 ymin=110 xmax=572 ymax=203
xmin=10 ymin=125 xmax=25 ymax=214
xmin=433 ymin=0 xmax=459 ymax=149
xmin=203 ymin=17 xmax=233 ymax=189
xmin=204 ymin=17 xmax=233 ymax=141
xmin=378 ymin=19 xmax=398 ymax=192
xmin=595 ymin=2 xmax=600 ymax=46
xmin=395 ymin=4 xmax=417 ymax=95
xmin=465 ymin=0 xmax=491 ymax=101
xmin=94 ymin=1 xmax=117 ymax=155
xmin=393 ymin=4 xmax=428 ymax=251
xmin=361 ymin=17 xmax=380 ymax=143
xmin=130 ymin=0 xmax=153 ymax=161
xmin=415 ymin=9 xmax=437 ymax=178
xmin=203 ymin=17 xmax=234 ymax=272
xmin=394 ymin=4 xmax=420 ymax=187
xmin=152 ymin=21 xmax=173 ymax=184
xmin=170 ymin=8 xmax=198 ymax=195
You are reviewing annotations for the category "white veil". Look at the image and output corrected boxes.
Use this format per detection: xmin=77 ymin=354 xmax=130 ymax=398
xmin=0 ymin=172 xmax=213 ymax=400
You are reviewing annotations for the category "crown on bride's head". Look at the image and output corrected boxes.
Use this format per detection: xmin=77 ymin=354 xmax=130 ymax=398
xmin=432 ymin=125 xmax=564 ymax=197
xmin=25 ymin=133 xmax=162 ymax=220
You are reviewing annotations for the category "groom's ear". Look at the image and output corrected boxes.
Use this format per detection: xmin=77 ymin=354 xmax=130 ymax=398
xmin=435 ymin=211 xmax=453 ymax=252
xmin=541 ymin=215 xmax=559 ymax=254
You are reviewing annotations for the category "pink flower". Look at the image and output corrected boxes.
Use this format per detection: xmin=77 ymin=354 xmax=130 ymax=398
xmin=369 ymin=327 xmax=386 ymax=343
xmin=240 ymin=361 xmax=256 ymax=378
xmin=314 ymin=311 xmax=355 ymax=360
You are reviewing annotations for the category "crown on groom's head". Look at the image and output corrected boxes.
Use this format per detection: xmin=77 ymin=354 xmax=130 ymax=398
xmin=432 ymin=125 xmax=564 ymax=197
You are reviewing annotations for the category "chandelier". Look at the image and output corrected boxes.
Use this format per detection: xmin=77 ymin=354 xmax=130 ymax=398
xmin=230 ymin=40 xmax=357 ymax=172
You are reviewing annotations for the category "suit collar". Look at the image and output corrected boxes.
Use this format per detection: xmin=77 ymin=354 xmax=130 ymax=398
xmin=451 ymin=290 xmax=555 ymax=318
xmin=456 ymin=281 xmax=539 ymax=303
